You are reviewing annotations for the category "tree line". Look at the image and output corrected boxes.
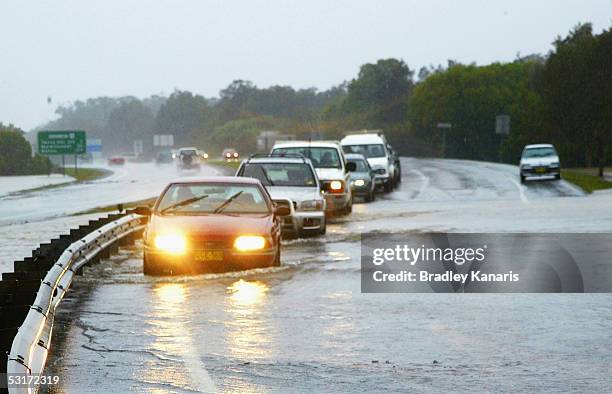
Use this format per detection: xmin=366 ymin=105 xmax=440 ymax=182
xmin=23 ymin=22 xmax=611 ymax=176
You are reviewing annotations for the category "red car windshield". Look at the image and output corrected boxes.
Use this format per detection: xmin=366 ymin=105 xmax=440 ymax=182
xmin=157 ymin=183 xmax=270 ymax=214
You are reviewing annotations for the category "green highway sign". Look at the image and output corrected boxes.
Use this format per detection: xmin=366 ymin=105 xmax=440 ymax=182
xmin=38 ymin=130 xmax=87 ymax=155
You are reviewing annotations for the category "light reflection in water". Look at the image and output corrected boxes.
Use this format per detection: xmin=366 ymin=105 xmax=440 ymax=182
xmin=143 ymin=282 xmax=217 ymax=392
xmin=225 ymin=279 xmax=273 ymax=363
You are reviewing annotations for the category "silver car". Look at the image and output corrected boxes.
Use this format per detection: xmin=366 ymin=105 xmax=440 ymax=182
xmin=236 ymin=154 xmax=326 ymax=237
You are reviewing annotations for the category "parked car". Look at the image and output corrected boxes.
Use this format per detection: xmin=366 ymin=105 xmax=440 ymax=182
xmin=222 ymin=148 xmax=240 ymax=161
xmin=519 ymin=144 xmax=561 ymax=183
xmin=175 ymin=147 xmax=202 ymax=171
xmin=341 ymin=132 xmax=398 ymax=193
xmin=107 ymin=156 xmax=125 ymax=166
xmin=236 ymin=154 xmax=326 ymax=237
xmin=345 ymin=153 xmax=377 ymax=202
xmin=271 ymin=141 xmax=356 ymax=215
xmin=139 ymin=176 xmax=288 ymax=275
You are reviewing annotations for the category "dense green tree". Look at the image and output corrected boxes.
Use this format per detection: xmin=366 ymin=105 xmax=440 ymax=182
xmin=538 ymin=23 xmax=611 ymax=174
xmin=0 ymin=123 xmax=52 ymax=175
xmin=154 ymin=91 xmax=211 ymax=146
xmin=105 ymin=100 xmax=155 ymax=155
xmin=410 ymin=61 xmax=545 ymax=161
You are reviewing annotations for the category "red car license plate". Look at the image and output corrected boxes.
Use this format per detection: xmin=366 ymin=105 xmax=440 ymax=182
xmin=194 ymin=250 xmax=224 ymax=262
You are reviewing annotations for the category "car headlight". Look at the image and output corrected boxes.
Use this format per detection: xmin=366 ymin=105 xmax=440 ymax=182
xmin=549 ymin=162 xmax=560 ymax=168
xmin=234 ymin=235 xmax=266 ymax=251
xmin=233 ymin=152 xmax=239 ymax=158
xmin=521 ymin=164 xmax=532 ymax=169
xmin=353 ymin=179 xmax=366 ymax=187
xmin=299 ymin=199 xmax=324 ymax=211
xmin=203 ymin=153 xmax=209 ymax=159
xmin=154 ymin=234 xmax=186 ymax=255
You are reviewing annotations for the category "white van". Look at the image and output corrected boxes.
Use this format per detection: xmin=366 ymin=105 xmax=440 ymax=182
xmin=341 ymin=132 xmax=397 ymax=192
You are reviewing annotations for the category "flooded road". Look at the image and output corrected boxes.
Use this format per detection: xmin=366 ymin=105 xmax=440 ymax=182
xmin=36 ymin=158 xmax=612 ymax=392
xmin=0 ymin=162 xmax=223 ymax=226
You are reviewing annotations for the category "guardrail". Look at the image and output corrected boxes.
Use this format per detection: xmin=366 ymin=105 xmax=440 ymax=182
xmin=0 ymin=212 xmax=147 ymax=393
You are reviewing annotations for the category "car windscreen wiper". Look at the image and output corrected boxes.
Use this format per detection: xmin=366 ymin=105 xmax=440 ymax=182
xmin=213 ymin=191 xmax=243 ymax=214
xmin=161 ymin=194 xmax=209 ymax=214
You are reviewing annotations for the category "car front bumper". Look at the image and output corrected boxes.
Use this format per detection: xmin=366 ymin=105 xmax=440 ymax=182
xmin=521 ymin=167 xmax=560 ymax=179
xmin=324 ymin=192 xmax=351 ymax=212
xmin=144 ymin=246 xmax=277 ymax=274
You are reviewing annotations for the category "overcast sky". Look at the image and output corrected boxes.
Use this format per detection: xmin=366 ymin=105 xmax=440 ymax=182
xmin=1 ymin=0 xmax=610 ymax=130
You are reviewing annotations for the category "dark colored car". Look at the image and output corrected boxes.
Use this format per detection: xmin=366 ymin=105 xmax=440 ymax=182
xmin=155 ymin=150 xmax=174 ymax=164
xmin=176 ymin=147 xmax=201 ymax=171
xmin=345 ymin=153 xmax=377 ymax=202
xmin=139 ymin=176 xmax=288 ymax=275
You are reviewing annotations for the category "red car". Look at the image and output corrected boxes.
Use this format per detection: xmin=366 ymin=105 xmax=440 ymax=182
xmin=138 ymin=177 xmax=288 ymax=275
xmin=107 ymin=156 xmax=125 ymax=166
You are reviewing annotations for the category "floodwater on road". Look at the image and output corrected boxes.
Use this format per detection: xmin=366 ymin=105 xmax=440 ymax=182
xmin=23 ymin=158 xmax=612 ymax=392
xmin=0 ymin=162 xmax=224 ymax=226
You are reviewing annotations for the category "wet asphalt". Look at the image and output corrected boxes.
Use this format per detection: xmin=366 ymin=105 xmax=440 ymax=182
xmin=21 ymin=158 xmax=612 ymax=392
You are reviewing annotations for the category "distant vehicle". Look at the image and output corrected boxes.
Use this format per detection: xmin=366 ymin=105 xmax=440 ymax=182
xmin=107 ymin=156 xmax=125 ymax=166
xmin=519 ymin=144 xmax=561 ymax=183
xmin=341 ymin=132 xmax=399 ymax=193
xmin=345 ymin=153 xmax=377 ymax=202
xmin=139 ymin=176 xmax=287 ymax=275
xmin=175 ymin=147 xmax=201 ymax=171
xmin=271 ymin=141 xmax=356 ymax=215
xmin=236 ymin=154 xmax=326 ymax=237
xmin=222 ymin=148 xmax=240 ymax=161
xmin=155 ymin=150 xmax=174 ymax=164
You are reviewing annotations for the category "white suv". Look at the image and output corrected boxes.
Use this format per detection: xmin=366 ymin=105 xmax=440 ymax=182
xmin=519 ymin=144 xmax=561 ymax=183
xmin=341 ymin=132 xmax=397 ymax=192
xmin=236 ymin=154 xmax=326 ymax=236
xmin=271 ymin=141 xmax=355 ymax=215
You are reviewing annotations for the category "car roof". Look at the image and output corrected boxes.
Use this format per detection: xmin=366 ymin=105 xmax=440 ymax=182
xmin=178 ymin=147 xmax=198 ymax=150
xmin=272 ymin=140 xmax=342 ymax=149
xmin=246 ymin=157 xmax=311 ymax=164
xmin=340 ymin=133 xmax=385 ymax=145
xmin=344 ymin=153 xmax=368 ymax=161
xmin=169 ymin=176 xmax=261 ymax=185
xmin=524 ymin=144 xmax=555 ymax=149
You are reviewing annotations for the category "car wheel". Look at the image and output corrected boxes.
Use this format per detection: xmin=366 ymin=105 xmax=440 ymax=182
xmin=319 ymin=219 xmax=327 ymax=235
xmin=273 ymin=248 xmax=281 ymax=267
xmin=554 ymin=173 xmax=561 ymax=180
xmin=520 ymin=174 xmax=526 ymax=184
xmin=384 ymin=181 xmax=393 ymax=193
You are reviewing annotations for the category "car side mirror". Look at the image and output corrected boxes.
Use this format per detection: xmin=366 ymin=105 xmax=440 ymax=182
xmin=374 ymin=168 xmax=386 ymax=175
xmin=275 ymin=205 xmax=291 ymax=216
xmin=346 ymin=162 xmax=357 ymax=172
xmin=134 ymin=206 xmax=152 ymax=216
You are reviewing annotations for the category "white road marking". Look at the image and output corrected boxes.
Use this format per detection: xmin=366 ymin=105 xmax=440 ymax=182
xmin=411 ymin=169 xmax=430 ymax=198
xmin=510 ymin=178 xmax=529 ymax=203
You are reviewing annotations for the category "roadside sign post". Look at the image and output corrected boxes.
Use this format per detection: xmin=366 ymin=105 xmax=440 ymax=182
xmin=495 ymin=115 xmax=510 ymax=161
xmin=38 ymin=130 xmax=87 ymax=176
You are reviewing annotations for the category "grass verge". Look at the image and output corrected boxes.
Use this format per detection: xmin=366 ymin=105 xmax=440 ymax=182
xmin=563 ymin=170 xmax=612 ymax=193
xmin=72 ymin=197 xmax=157 ymax=216
xmin=60 ymin=167 xmax=111 ymax=182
